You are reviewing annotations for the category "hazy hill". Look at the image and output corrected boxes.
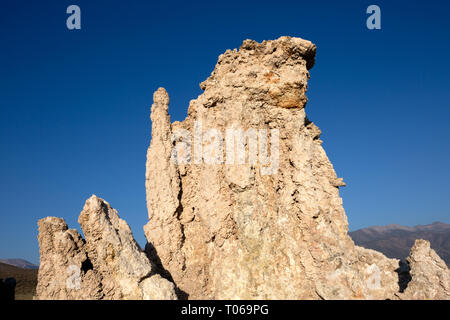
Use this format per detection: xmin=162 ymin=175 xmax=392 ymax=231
xmin=0 ymin=259 xmax=38 ymax=269
xmin=0 ymin=262 xmax=38 ymax=300
xmin=349 ymin=222 xmax=450 ymax=266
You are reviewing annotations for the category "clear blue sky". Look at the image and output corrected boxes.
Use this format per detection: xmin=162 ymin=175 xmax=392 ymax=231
xmin=1 ymin=0 xmax=449 ymax=265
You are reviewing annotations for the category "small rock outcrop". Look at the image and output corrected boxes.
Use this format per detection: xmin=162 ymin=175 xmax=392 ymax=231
xmin=35 ymin=216 xmax=102 ymax=299
xmin=397 ymin=240 xmax=449 ymax=300
xmin=35 ymin=195 xmax=177 ymax=300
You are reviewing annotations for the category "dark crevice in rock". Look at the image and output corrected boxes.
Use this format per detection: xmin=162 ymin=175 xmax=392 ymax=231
xmin=175 ymin=172 xmax=184 ymax=220
xmin=144 ymin=242 xmax=189 ymax=300
xmin=304 ymin=116 xmax=312 ymax=126
xmin=81 ymin=257 xmax=94 ymax=274
xmin=395 ymin=260 xmax=412 ymax=293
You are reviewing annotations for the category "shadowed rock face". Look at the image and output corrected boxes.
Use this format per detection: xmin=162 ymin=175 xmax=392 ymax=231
xmin=143 ymin=36 xmax=402 ymax=299
xmin=35 ymin=195 xmax=177 ymax=300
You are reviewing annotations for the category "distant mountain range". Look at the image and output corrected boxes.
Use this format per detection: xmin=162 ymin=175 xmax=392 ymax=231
xmin=349 ymin=222 xmax=450 ymax=266
xmin=0 ymin=259 xmax=39 ymax=270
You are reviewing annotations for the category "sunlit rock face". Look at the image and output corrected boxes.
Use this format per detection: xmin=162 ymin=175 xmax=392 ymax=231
xmin=36 ymin=36 xmax=449 ymax=300
xmin=36 ymin=196 xmax=177 ymax=300
xmin=396 ymin=240 xmax=450 ymax=300
xmin=144 ymin=36 xmax=401 ymax=299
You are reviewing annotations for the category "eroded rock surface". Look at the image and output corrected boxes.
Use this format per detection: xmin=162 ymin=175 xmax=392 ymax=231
xmin=143 ymin=36 xmax=402 ymax=299
xmin=36 ymin=216 xmax=102 ymax=299
xmin=397 ymin=240 xmax=450 ymax=300
xmin=35 ymin=196 xmax=177 ymax=300
xmin=36 ymin=36 xmax=449 ymax=300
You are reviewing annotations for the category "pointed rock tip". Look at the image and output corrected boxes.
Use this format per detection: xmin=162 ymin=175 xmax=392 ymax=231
xmin=79 ymin=195 xmax=111 ymax=223
xmin=87 ymin=194 xmax=99 ymax=202
xmin=84 ymin=194 xmax=109 ymax=210
xmin=412 ymin=239 xmax=431 ymax=249
xmin=85 ymin=194 xmax=98 ymax=206
xmin=79 ymin=195 xmax=110 ymax=226
xmin=153 ymin=87 xmax=169 ymax=106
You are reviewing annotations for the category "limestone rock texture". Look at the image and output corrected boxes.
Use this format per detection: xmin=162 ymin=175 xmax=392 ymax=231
xmin=35 ymin=195 xmax=177 ymax=300
xmin=36 ymin=216 xmax=102 ymax=299
xmin=143 ymin=36 xmax=403 ymax=299
xmin=36 ymin=36 xmax=449 ymax=300
xmin=397 ymin=240 xmax=450 ymax=300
